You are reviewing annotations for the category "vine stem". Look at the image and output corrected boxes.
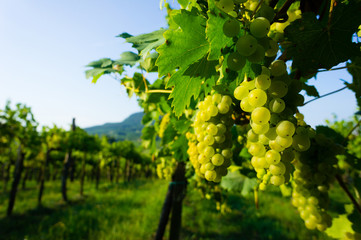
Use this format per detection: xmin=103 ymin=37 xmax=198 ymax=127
xmin=317 ymin=66 xmax=349 ymax=72
xmin=273 ymin=0 xmax=296 ymax=23
xmin=250 ymin=0 xmax=264 ymax=18
xmin=335 ymin=174 xmax=361 ymax=215
xmin=343 ymin=118 xmax=361 ymax=144
xmin=303 ymin=86 xmax=348 ymax=105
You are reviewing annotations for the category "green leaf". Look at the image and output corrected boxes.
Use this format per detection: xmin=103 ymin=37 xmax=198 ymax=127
xmin=347 ymin=56 xmax=361 ymax=109
xmin=141 ymin=126 xmax=157 ymax=152
xmin=156 ymin=9 xmax=209 ymax=76
xmin=221 ymin=170 xmax=246 ymax=192
xmin=121 ymin=72 xmax=148 ymax=98
xmin=162 ymin=123 xmax=177 ymax=145
xmin=316 ymin=125 xmax=346 ymax=145
xmin=114 ymin=51 xmax=140 ymax=66
xmin=240 ymin=177 xmax=257 ymax=197
xmin=119 ymin=29 xmax=166 ymax=59
xmin=348 ymin=206 xmax=361 ymax=233
xmin=206 ymin=0 xmax=234 ymax=60
xmin=302 ymin=82 xmax=320 ymax=97
xmin=284 ymin=1 xmax=361 ymax=75
xmin=325 ymin=214 xmax=354 ymax=239
xmin=170 ymin=117 xmax=192 ymax=134
xmin=86 ymin=58 xmax=113 ymax=68
xmin=166 ymin=55 xmax=218 ymax=116
xmin=170 ymin=135 xmax=188 ymax=161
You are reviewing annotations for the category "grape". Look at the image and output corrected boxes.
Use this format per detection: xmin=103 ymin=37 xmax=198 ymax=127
xmin=207 ymin=105 xmax=218 ymax=117
xmin=211 ymin=153 xmax=224 ymax=166
xmin=248 ymin=89 xmax=267 ymax=107
xmin=204 ymin=146 xmax=215 ymax=158
xmin=234 ymin=85 xmax=249 ymax=100
xmin=269 ymin=98 xmax=285 ymax=113
xmin=270 ymin=60 xmax=287 ymax=76
xmin=250 ymin=17 xmax=270 ymax=38
xmin=247 ymin=129 xmax=259 ymax=142
xmin=270 ymin=175 xmax=285 ymax=186
xmin=255 ymin=74 xmax=271 ymax=90
xmin=265 ymin=39 xmax=279 ymax=57
xmin=251 ymin=122 xmax=269 ymax=134
xmin=207 ymin=123 xmax=218 ymax=135
xmin=261 ymin=66 xmax=271 ymax=76
xmin=251 ymin=107 xmax=271 ymax=125
xmin=247 ymin=44 xmax=265 ymax=63
xmin=268 ymin=81 xmax=288 ymax=98
xmin=217 ymin=0 xmax=234 ymax=13
xmin=223 ymin=19 xmax=240 ymax=37
xmin=256 ymin=4 xmax=275 ymax=22
xmin=292 ymin=134 xmax=311 ymax=151
xmin=227 ymin=52 xmax=246 ymax=71
xmin=236 ymin=35 xmax=258 ymax=56
xmin=275 ymin=135 xmax=293 ymax=148
xmin=276 ymin=120 xmax=295 ymax=137
xmin=265 ymin=150 xmax=281 ymax=164
xmin=269 ymin=162 xmax=286 ymax=175
xmin=217 ymin=102 xmax=230 ymax=114
xmin=240 ymin=97 xmax=255 ymax=112
xmin=248 ymin=142 xmax=266 ymax=157
xmin=205 ymin=170 xmax=217 ymax=181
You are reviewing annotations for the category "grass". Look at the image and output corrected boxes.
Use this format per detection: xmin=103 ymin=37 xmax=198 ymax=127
xmin=0 ymin=179 xmax=339 ymax=240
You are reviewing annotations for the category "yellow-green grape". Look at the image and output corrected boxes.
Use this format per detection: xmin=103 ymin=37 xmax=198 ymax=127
xmin=227 ymin=52 xmax=246 ymax=71
xmin=240 ymin=97 xmax=255 ymax=112
xmin=247 ymin=129 xmax=259 ymax=142
xmin=205 ymin=170 xmax=217 ymax=181
xmin=292 ymin=134 xmax=311 ymax=151
xmin=261 ymin=66 xmax=271 ymax=76
xmin=247 ymin=44 xmax=265 ymax=63
xmin=251 ymin=107 xmax=271 ymax=125
xmin=241 ymin=78 xmax=256 ymax=89
xmin=234 ymin=85 xmax=249 ymax=100
xmin=265 ymin=150 xmax=281 ymax=165
xmin=248 ymin=142 xmax=266 ymax=157
xmin=268 ymin=81 xmax=288 ymax=98
xmin=265 ymin=39 xmax=279 ymax=57
xmin=255 ymin=74 xmax=271 ymax=90
xmin=217 ymin=102 xmax=230 ymax=114
xmin=265 ymin=127 xmax=277 ymax=140
xmin=270 ymin=175 xmax=285 ymax=186
xmin=269 ymin=140 xmax=285 ymax=152
xmin=269 ymin=162 xmax=286 ymax=175
xmin=236 ymin=35 xmax=258 ymax=56
xmin=217 ymin=0 xmax=234 ymax=13
xmin=250 ymin=17 xmax=270 ymax=38
xmin=211 ymin=154 xmax=225 ymax=166
xmin=276 ymin=120 xmax=296 ymax=138
xmin=270 ymin=60 xmax=287 ymax=76
xmin=223 ymin=19 xmax=240 ymax=38
xmin=251 ymin=122 xmax=269 ymax=134
xmin=269 ymin=98 xmax=285 ymax=113
xmin=248 ymin=89 xmax=267 ymax=107
xmin=275 ymin=135 xmax=293 ymax=148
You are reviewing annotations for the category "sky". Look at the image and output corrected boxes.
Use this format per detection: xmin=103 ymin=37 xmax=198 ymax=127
xmin=0 ymin=0 xmax=358 ymax=130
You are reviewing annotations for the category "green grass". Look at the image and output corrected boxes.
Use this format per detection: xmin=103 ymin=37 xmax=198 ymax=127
xmin=0 ymin=179 xmax=337 ymax=240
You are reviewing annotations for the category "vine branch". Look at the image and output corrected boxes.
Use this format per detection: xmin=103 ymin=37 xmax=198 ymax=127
xmin=336 ymin=174 xmax=361 ymax=215
xmin=273 ymin=0 xmax=296 ymax=23
xmin=303 ymin=86 xmax=347 ymax=105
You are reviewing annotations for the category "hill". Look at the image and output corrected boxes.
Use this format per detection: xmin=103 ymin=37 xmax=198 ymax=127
xmin=84 ymin=112 xmax=144 ymax=142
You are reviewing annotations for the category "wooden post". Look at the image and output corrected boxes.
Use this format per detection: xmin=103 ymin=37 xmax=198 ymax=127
xmin=61 ymin=118 xmax=75 ymax=202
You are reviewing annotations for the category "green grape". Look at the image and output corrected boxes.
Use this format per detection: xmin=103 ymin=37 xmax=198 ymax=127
xmin=269 ymin=98 xmax=285 ymax=113
xmin=204 ymin=162 xmax=215 ymax=170
xmin=217 ymin=123 xmax=227 ymax=135
xmin=227 ymin=52 xmax=246 ymax=71
xmin=269 ymin=114 xmax=281 ymax=126
xmin=268 ymin=81 xmax=288 ymax=98
xmin=248 ymin=89 xmax=267 ymax=107
xmin=240 ymin=97 xmax=255 ymax=112
xmin=234 ymin=85 xmax=249 ymax=100
xmin=276 ymin=120 xmax=295 ymax=137
xmin=241 ymin=79 xmax=256 ymax=89
xmin=269 ymin=140 xmax=285 ymax=152
xmin=203 ymin=135 xmax=215 ymax=145
xmin=223 ymin=19 xmax=240 ymax=37
xmin=265 ymin=39 xmax=279 ymax=57
xmin=217 ymin=0 xmax=234 ymax=13
xmin=248 ymin=142 xmax=266 ymax=157
xmin=205 ymin=170 xmax=217 ymax=181
xmin=261 ymin=66 xmax=271 ymax=76
xmin=281 ymin=148 xmax=295 ymax=162
xmin=215 ymin=135 xmax=226 ymax=143
xmin=222 ymin=148 xmax=233 ymax=158
xmin=204 ymin=146 xmax=215 ymax=158
xmin=207 ymin=105 xmax=218 ymax=117
xmin=212 ymin=153 xmax=225 ymax=166
xmin=270 ymin=175 xmax=285 ymax=186
xmin=256 ymin=4 xmax=275 ymax=22
xmin=207 ymin=123 xmax=218 ymax=135
xmin=228 ymin=11 xmax=238 ymax=18
xmin=236 ymin=35 xmax=258 ymax=56
xmin=292 ymin=134 xmax=311 ymax=151
xmin=197 ymin=141 xmax=207 ymax=152
xmin=258 ymin=134 xmax=270 ymax=145
xmin=269 ymin=162 xmax=286 ymax=175
xmin=200 ymin=111 xmax=211 ymax=122
xmin=217 ymin=102 xmax=230 ymax=114
xmin=251 ymin=122 xmax=269 ymax=134
xmin=270 ymin=60 xmax=287 ymax=76
xmin=221 ymin=95 xmax=232 ymax=105
xmin=247 ymin=129 xmax=259 ymax=142
xmin=275 ymin=135 xmax=293 ymax=148
xmin=247 ymin=44 xmax=265 ymax=63
xmin=250 ymin=17 xmax=270 ymax=38
xmin=265 ymin=150 xmax=281 ymax=164
xmin=212 ymin=93 xmax=222 ymax=104
xmin=251 ymin=107 xmax=271 ymax=125
xmin=265 ymin=127 xmax=277 ymax=140
xmin=255 ymin=74 xmax=271 ymax=90
xmin=198 ymin=153 xmax=208 ymax=164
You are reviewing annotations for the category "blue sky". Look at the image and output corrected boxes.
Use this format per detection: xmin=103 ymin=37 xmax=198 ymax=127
xmin=0 ymin=0 xmax=357 ymax=129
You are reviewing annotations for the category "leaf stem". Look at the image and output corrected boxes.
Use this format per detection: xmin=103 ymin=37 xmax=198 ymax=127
xmin=318 ymin=66 xmax=348 ymax=72
xmin=251 ymin=0 xmax=264 ymax=18
xmin=335 ymin=174 xmax=361 ymax=215
xmin=343 ymin=118 xmax=361 ymax=143
xmin=303 ymin=86 xmax=347 ymax=105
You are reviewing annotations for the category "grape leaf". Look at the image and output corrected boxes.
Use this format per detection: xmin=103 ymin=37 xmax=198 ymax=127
xmin=347 ymin=56 xmax=361 ymax=109
xmin=302 ymin=82 xmax=320 ymax=97
xmin=156 ymin=9 xmax=209 ymax=77
xmin=114 ymin=51 xmax=140 ymax=66
xmin=170 ymin=134 xmax=188 ymax=161
xmin=206 ymin=0 xmax=234 ymax=60
xmin=118 ymin=30 xmax=166 ymax=59
xmin=348 ymin=206 xmax=361 ymax=233
xmin=325 ymin=214 xmax=354 ymax=239
xmin=166 ymin=55 xmax=218 ymax=116
xmin=284 ymin=1 xmax=361 ymax=76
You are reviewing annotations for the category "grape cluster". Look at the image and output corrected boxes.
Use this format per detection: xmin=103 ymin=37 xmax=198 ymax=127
xmin=234 ymin=60 xmax=309 ymax=189
xmin=187 ymin=93 xmax=234 ymax=182
xmin=156 ymin=157 xmax=176 ymax=181
xmin=290 ymin=132 xmax=340 ymax=231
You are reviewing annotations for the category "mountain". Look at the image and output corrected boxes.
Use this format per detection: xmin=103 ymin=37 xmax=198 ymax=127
xmin=84 ymin=112 xmax=144 ymax=142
